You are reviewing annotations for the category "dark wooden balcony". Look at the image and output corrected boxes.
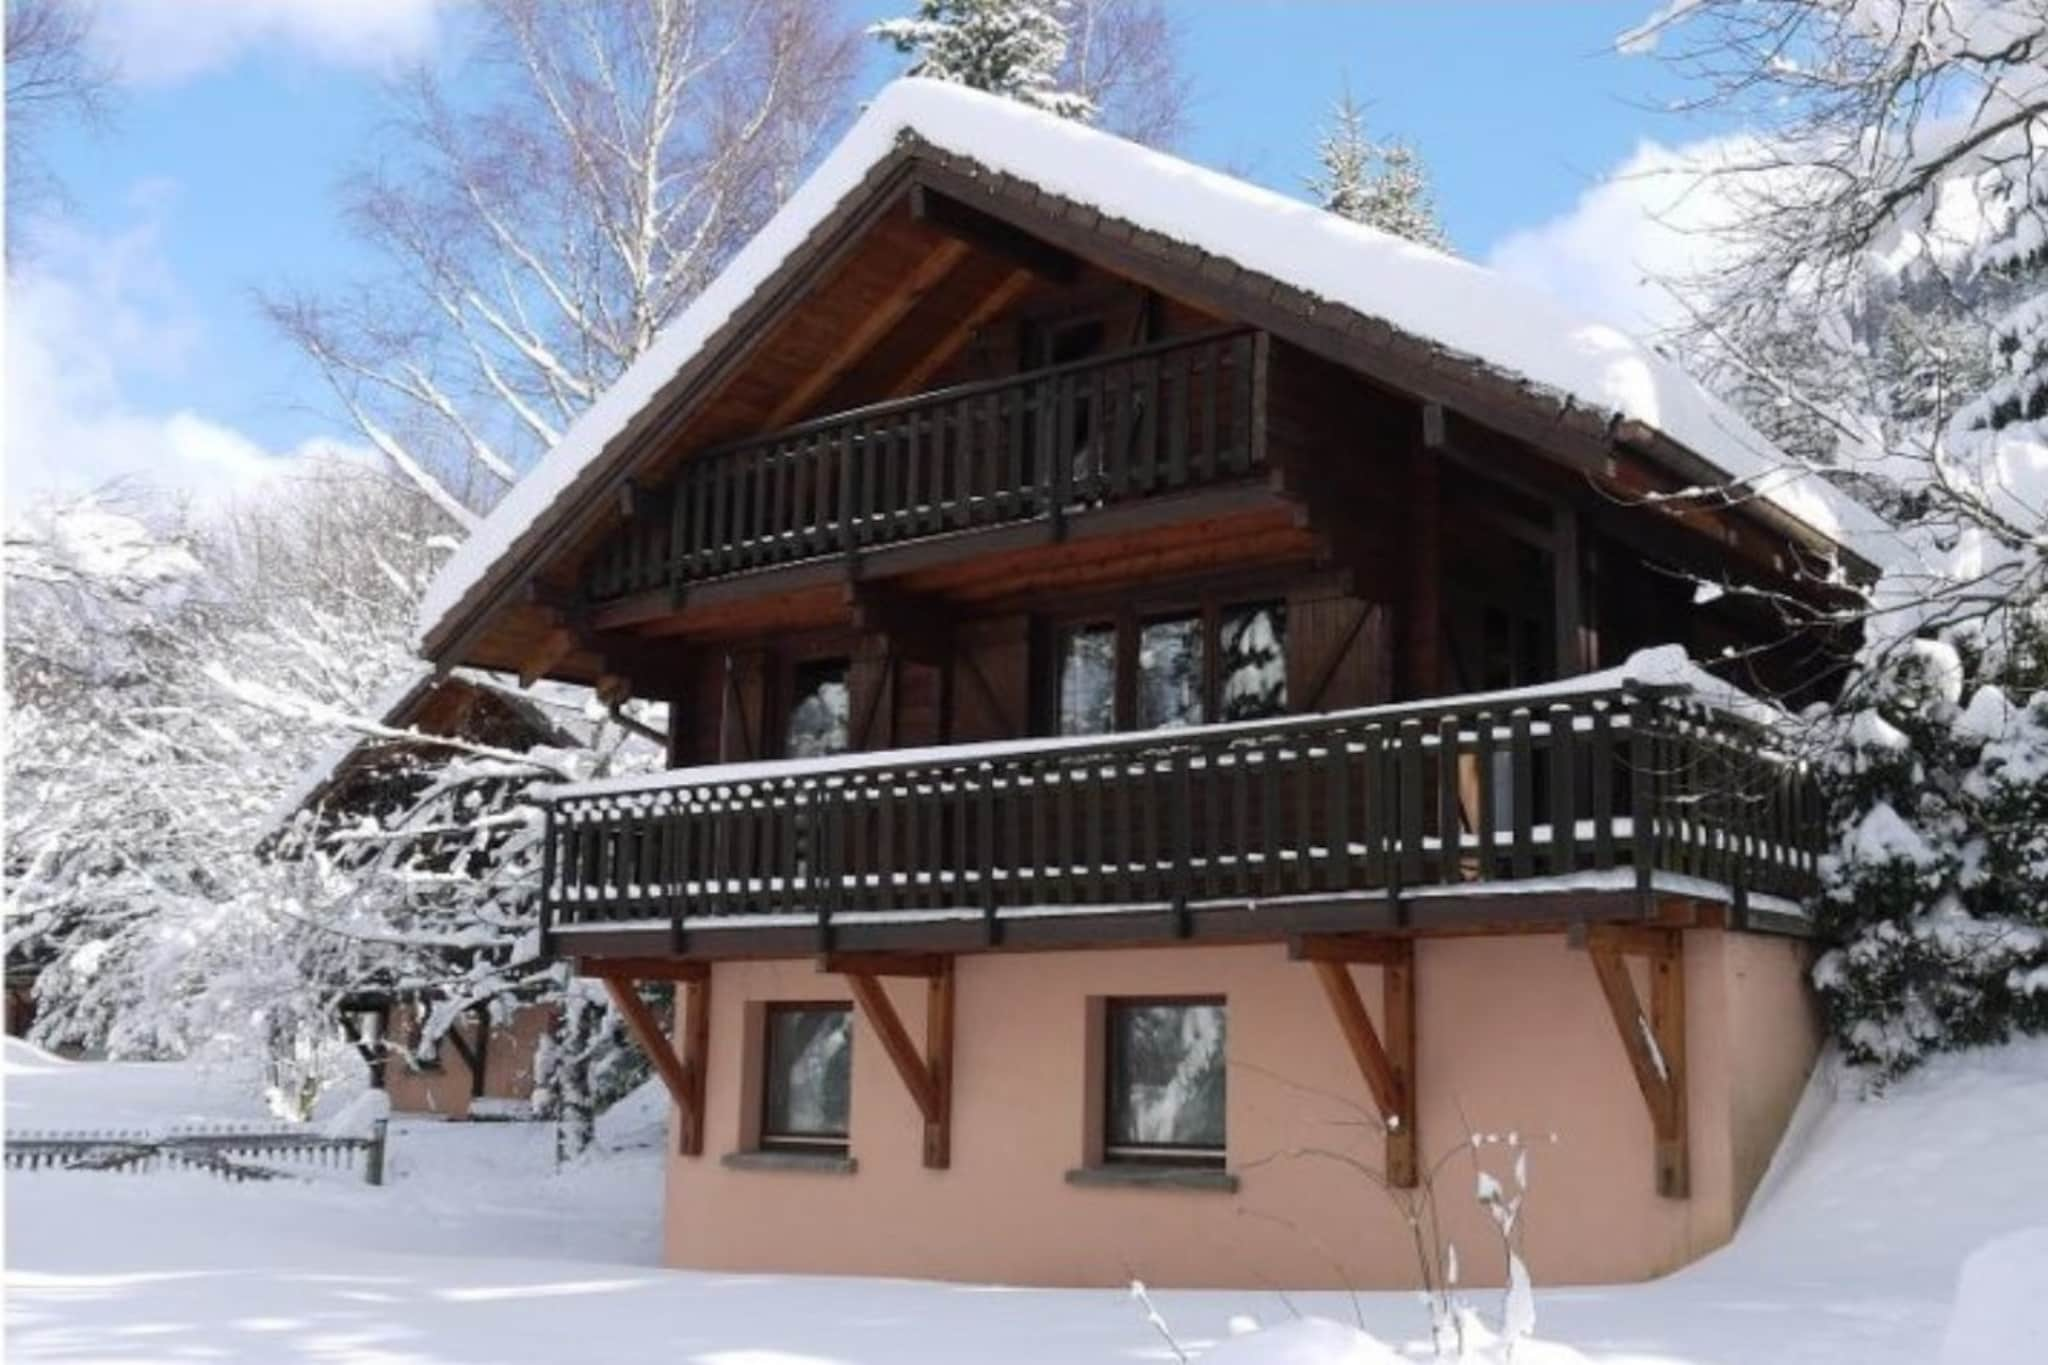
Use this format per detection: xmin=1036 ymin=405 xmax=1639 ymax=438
xmin=539 ymin=681 xmax=1823 ymax=960
xmin=584 ymin=327 xmax=1267 ymax=605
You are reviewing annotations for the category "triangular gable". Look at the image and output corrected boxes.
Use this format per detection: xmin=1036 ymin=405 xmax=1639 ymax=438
xmin=417 ymin=78 xmax=1887 ymax=667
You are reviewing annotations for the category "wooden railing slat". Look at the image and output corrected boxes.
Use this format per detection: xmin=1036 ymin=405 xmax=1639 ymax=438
xmin=545 ymin=687 xmax=1819 ymax=938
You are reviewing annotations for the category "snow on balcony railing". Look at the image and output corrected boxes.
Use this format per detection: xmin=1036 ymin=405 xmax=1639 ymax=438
xmin=537 ymin=648 xmax=1821 ymax=943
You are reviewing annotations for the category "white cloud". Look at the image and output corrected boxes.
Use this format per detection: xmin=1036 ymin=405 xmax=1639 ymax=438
xmin=88 ymin=0 xmax=445 ymax=86
xmin=1485 ymin=136 xmax=1757 ymax=340
xmin=4 ymin=194 xmax=371 ymax=514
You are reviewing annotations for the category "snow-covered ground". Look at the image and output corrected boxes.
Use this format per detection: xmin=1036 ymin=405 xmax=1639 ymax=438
xmin=5 ymin=1035 xmax=2044 ymax=1363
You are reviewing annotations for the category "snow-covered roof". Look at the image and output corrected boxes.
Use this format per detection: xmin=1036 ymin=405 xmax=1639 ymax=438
xmin=417 ymin=78 xmax=1888 ymax=652
xmin=259 ymin=667 xmax=583 ymax=844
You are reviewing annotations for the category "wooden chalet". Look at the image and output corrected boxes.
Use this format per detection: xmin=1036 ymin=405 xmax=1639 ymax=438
xmin=270 ymin=671 xmax=570 ymax=1120
xmin=411 ymin=81 xmax=1875 ymax=1288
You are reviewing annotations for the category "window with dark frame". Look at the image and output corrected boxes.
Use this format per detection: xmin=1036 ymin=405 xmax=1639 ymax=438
xmin=1104 ymin=998 xmax=1227 ymax=1166
xmin=1053 ymin=599 xmax=1288 ymax=736
xmin=1136 ymin=614 xmax=1204 ymax=730
xmin=1057 ymin=622 xmax=1118 ymax=736
xmin=1220 ymin=601 xmax=1287 ymax=721
xmin=785 ymin=658 xmax=851 ymax=758
xmin=760 ymin=1004 xmax=853 ymax=1152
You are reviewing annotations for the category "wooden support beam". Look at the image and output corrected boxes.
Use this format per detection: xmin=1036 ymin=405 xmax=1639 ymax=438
xmin=908 ymin=183 xmax=1079 ymax=282
xmin=886 ymin=267 xmax=1034 ymax=398
xmin=601 ymin=974 xmax=710 ymax=1157
xmin=1579 ymin=926 xmax=1688 ymax=1198
xmin=677 ymin=967 xmax=710 ymax=1156
xmin=763 ymin=239 xmax=970 ymax=430
xmin=1306 ymin=943 xmax=1417 ymax=1187
xmin=839 ymin=960 xmax=954 ymax=1168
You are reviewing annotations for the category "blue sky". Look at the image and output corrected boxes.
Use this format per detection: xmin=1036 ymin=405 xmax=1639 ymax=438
xmin=8 ymin=1 xmax=1732 ymax=506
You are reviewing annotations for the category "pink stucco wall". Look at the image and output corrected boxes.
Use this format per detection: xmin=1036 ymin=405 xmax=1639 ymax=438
xmin=660 ymin=929 xmax=1818 ymax=1288
xmin=383 ymin=1003 xmax=555 ymax=1119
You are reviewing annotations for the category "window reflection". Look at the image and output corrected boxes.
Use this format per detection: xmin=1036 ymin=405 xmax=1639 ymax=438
xmin=1106 ymin=1000 xmax=1226 ymax=1162
xmin=762 ymin=1005 xmax=852 ymax=1148
xmin=1220 ymin=601 xmax=1287 ymax=720
xmin=1137 ymin=615 xmax=1204 ymax=729
xmin=786 ymin=659 xmax=851 ymax=758
xmin=1058 ymin=624 xmax=1117 ymax=736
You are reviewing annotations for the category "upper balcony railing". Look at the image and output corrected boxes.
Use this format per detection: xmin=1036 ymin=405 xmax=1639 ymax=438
xmin=537 ymin=680 xmax=1823 ymax=951
xmin=584 ymin=327 xmax=1267 ymax=604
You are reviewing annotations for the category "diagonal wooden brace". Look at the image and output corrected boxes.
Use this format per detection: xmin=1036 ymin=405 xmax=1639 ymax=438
xmin=597 ymin=964 xmax=709 ymax=1157
xmin=832 ymin=955 xmax=954 ymax=1169
xmin=1580 ymin=925 xmax=1688 ymax=1198
xmin=1293 ymin=935 xmax=1417 ymax=1187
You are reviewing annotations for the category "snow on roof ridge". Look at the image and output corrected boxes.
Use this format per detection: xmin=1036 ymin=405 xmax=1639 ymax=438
xmin=416 ymin=77 xmax=1888 ymax=650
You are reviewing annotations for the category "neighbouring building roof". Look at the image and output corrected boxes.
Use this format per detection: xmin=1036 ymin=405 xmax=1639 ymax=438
xmin=260 ymin=668 xmax=584 ymax=849
xmin=415 ymin=77 xmax=1891 ymax=656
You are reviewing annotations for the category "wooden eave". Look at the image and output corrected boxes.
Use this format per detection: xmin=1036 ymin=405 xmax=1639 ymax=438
xmin=424 ymin=137 xmax=1873 ymax=682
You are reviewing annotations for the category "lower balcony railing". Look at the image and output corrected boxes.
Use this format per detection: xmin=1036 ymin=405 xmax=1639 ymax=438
xmin=538 ymin=679 xmax=1824 ymax=947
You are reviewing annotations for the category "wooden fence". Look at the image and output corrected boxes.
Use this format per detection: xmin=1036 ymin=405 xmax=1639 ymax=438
xmin=6 ymin=1120 xmax=389 ymax=1186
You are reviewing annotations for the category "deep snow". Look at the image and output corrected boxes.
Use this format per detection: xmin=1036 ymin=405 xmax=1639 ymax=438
xmin=6 ymin=1035 xmax=2046 ymax=1362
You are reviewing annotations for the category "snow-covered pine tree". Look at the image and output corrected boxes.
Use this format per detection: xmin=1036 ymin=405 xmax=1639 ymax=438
xmin=1305 ymin=86 xmax=1375 ymax=223
xmin=1811 ymin=628 xmax=2048 ymax=1082
xmin=1358 ymin=140 xmax=1447 ymax=251
xmin=872 ymin=0 xmax=1096 ymax=120
xmin=1633 ymin=0 xmax=2048 ymax=1082
xmin=1304 ymin=85 xmax=1448 ymax=250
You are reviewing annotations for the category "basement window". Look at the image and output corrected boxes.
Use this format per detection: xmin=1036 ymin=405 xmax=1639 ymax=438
xmin=1104 ymin=998 xmax=1227 ymax=1167
xmin=760 ymin=1004 xmax=853 ymax=1153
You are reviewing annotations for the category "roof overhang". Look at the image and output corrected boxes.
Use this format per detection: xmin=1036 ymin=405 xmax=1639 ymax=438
xmin=418 ymin=80 xmax=1885 ymax=673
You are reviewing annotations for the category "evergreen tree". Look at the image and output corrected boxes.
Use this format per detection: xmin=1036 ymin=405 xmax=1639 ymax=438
xmin=1305 ymin=86 xmax=1447 ymax=250
xmin=1812 ymin=630 xmax=2048 ymax=1083
xmin=873 ymin=0 xmax=1095 ymax=121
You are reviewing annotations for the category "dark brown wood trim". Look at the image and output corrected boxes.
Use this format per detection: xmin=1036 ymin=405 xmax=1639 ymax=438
xmin=590 ymin=479 xmax=1286 ymax=638
xmin=763 ymin=238 xmax=971 ymax=429
xmin=547 ymin=883 xmax=1759 ymax=963
xmin=909 ymin=183 xmax=1079 ymax=283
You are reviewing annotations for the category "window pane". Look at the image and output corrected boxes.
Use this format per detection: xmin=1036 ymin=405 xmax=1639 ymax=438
xmin=764 ymin=1007 xmax=851 ymax=1141
xmin=786 ymin=659 xmax=851 ymax=759
xmin=1058 ymin=624 xmax=1118 ymax=736
xmin=1108 ymin=1001 xmax=1227 ymax=1154
xmin=1137 ymin=615 xmax=1204 ymax=730
xmin=1220 ymin=602 xmax=1287 ymax=721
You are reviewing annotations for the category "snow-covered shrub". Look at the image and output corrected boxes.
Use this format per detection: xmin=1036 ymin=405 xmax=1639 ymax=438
xmin=1814 ymin=631 xmax=2048 ymax=1082
xmin=1243 ymin=1124 xmax=1546 ymax=1359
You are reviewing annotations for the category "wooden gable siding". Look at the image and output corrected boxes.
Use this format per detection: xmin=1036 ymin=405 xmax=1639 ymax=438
xmin=442 ymin=143 xmax=1859 ymax=704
